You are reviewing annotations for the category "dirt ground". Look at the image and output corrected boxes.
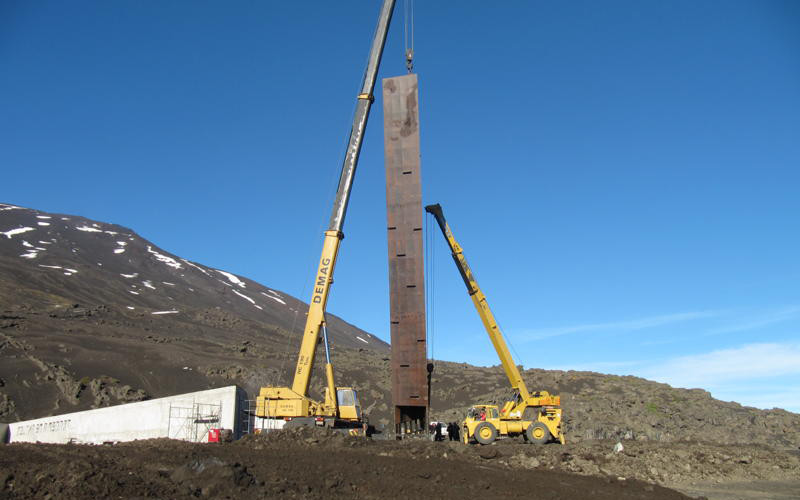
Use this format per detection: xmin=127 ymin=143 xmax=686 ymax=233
xmin=0 ymin=428 xmax=690 ymax=500
xmin=476 ymin=438 xmax=800 ymax=500
xmin=2 ymin=428 xmax=798 ymax=500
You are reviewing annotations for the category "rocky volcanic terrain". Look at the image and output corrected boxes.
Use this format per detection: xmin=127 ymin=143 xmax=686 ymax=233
xmin=2 ymin=427 xmax=800 ymax=499
xmin=1 ymin=428 xmax=695 ymax=500
xmin=2 ymin=202 xmax=799 ymax=499
xmin=0 ymin=202 xmax=386 ymax=422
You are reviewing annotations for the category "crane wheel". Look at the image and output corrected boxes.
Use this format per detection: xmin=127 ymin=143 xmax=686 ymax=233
xmin=474 ymin=422 xmax=497 ymax=445
xmin=526 ymin=422 xmax=550 ymax=445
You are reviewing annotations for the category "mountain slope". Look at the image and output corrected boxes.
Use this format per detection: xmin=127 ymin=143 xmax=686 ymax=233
xmin=2 ymin=202 xmax=798 ymax=449
xmin=0 ymin=202 xmax=386 ymax=421
xmin=0 ymin=202 xmax=382 ymax=349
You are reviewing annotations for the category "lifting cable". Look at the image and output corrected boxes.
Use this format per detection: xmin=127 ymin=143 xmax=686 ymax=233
xmin=275 ymin=146 xmax=343 ymax=388
xmin=424 ymin=211 xmax=435 ymax=362
xmin=403 ymin=0 xmax=415 ymax=73
xmin=274 ymin=36 xmax=367 ymax=388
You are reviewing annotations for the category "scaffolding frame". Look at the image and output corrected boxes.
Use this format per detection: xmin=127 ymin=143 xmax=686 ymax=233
xmin=167 ymin=401 xmax=222 ymax=442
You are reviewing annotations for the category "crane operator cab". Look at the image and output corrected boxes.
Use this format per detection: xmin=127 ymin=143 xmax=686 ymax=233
xmin=336 ymin=387 xmax=361 ymax=421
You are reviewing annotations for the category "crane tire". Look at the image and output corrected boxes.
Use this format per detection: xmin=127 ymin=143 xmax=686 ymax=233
xmin=474 ymin=421 xmax=497 ymax=445
xmin=526 ymin=422 xmax=550 ymax=445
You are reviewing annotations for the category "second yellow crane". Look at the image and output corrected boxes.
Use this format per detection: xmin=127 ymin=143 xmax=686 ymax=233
xmin=425 ymin=203 xmax=565 ymax=445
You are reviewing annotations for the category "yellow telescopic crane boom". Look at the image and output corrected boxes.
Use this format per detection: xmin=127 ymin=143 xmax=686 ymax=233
xmin=255 ymin=0 xmax=396 ymax=432
xmin=424 ymin=204 xmax=531 ymax=400
xmin=425 ymin=203 xmax=564 ymax=445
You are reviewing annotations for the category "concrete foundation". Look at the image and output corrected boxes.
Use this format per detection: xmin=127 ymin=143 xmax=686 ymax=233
xmin=6 ymin=385 xmax=245 ymax=444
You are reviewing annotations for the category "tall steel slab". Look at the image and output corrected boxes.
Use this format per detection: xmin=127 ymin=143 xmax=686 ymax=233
xmin=383 ymin=73 xmax=427 ymax=435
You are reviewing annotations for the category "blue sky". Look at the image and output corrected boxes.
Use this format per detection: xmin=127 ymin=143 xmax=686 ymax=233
xmin=2 ymin=1 xmax=799 ymax=411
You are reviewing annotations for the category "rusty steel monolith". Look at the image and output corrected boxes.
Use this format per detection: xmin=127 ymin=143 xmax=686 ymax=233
xmin=383 ymin=73 xmax=428 ymax=436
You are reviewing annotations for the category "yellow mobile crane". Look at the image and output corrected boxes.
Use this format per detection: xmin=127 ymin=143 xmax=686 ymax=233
xmin=425 ymin=204 xmax=565 ymax=445
xmin=254 ymin=0 xmax=396 ymax=434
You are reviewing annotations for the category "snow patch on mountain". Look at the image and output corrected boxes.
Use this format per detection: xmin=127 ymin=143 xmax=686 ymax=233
xmin=232 ymin=289 xmax=257 ymax=306
xmin=261 ymin=291 xmax=286 ymax=305
xmin=147 ymin=246 xmax=182 ymax=269
xmin=182 ymin=259 xmax=211 ymax=276
xmin=216 ymin=270 xmax=246 ymax=288
xmin=3 ymin=227 xmax=35 ymax=238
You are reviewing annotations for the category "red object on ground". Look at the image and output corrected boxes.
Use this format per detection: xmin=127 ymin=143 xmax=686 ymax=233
xmin=208 ymin=428 xmax=220 ymax=443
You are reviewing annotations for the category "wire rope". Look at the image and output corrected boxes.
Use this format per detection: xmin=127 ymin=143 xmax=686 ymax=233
xmin=424 ymin=211 xmax=435 ymax=362
xmin=424 ymin=212 xmax=429 ymax=358
xmin=430 ymin=212 xmax=435 ymax=361
xmin=274 ymin=46 xmax=363 ymax=389
xmin=404 ymin=0 xmax=415 ymax=72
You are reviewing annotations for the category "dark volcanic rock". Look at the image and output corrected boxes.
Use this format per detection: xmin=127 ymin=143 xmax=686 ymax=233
xmin=0 ymin=437 xmax=695 ymax=500
xmin=0 ymin=203 xmax=387 ymax=421
xmin=2 ymin=202 xmax=798 ymax=452
xmin=427 ymin=361 xmax=800 ymax=449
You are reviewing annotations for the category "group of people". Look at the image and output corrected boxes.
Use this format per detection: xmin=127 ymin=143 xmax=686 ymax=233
xmin=445 ymin=422 xmax=460 ymax=441
xmin=430 ymin=421 xmax=461 ymax=441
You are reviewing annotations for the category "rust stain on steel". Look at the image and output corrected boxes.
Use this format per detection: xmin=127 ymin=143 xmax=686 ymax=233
xmin=383 ymin=74 xmax=427 ymax=422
